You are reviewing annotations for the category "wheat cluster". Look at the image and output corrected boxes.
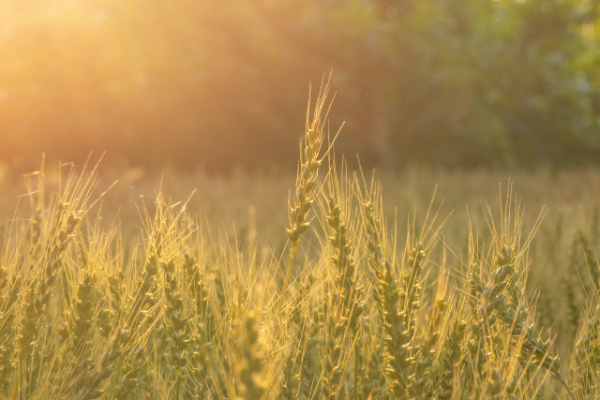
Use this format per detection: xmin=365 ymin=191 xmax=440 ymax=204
xmin=0 ymin=84 xmax=599 ymax=400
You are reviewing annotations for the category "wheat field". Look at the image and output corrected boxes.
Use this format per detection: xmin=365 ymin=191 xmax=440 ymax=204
xmin=1 ymin=85 xmax=600 ymax=400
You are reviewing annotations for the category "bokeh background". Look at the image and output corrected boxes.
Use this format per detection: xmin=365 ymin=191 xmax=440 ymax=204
xmin=1 ymin=0 xmax=600 ymax=171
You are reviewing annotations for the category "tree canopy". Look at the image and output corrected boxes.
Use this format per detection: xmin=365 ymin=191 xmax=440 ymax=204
xmin=1 ymin=0 xmax=599 ymax=169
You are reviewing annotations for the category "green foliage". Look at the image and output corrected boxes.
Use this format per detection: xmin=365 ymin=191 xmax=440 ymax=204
xmin=1 ymin=0 xmax=600 ymax=168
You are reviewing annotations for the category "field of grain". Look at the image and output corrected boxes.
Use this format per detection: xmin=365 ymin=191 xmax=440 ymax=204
xmin=1 ymin=89 xmax=600 ymax=400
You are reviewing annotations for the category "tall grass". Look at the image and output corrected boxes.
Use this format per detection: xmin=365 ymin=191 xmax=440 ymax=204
xmin=0 ymin=84 xmax=599 ymax=399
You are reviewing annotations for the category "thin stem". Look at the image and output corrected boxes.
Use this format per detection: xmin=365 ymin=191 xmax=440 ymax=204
xmin=175 ymin=367 xmax=182 ymax=400
xmin=278 ymin=243 xmax=298 ymax=318
xmin=354 ymin=342 xmax=359 ymax=400
xmin=557 ymin=373 xmax=576 ymax=400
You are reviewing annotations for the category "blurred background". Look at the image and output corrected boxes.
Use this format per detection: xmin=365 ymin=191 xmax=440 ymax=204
xmin=1 ymin=0 xmax=600 ymax=172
